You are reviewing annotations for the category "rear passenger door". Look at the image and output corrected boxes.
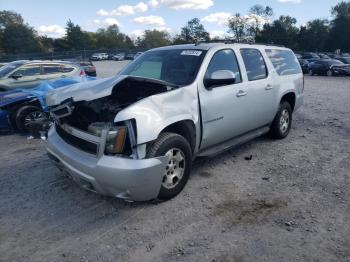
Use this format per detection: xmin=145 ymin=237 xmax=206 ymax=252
xmin=239 ymin=48 xmax=277 ymax=127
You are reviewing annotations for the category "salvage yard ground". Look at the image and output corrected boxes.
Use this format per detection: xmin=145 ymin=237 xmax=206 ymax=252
xmin=0 ymin=61 xmax=349 ymax=262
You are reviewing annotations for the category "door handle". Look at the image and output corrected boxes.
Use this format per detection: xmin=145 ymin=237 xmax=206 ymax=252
xmin=236 ymin=90 xmax=247 ymax=97
xmin=265 ymin=84 xmax=273 ymax=90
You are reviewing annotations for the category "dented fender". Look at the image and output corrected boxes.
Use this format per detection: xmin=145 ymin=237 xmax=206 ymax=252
xmin=114 ymin=84 xmax=199 ymax=145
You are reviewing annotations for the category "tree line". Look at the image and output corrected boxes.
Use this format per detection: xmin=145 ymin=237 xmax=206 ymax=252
xmin=0 ymin=1 xmax=349 ymax=56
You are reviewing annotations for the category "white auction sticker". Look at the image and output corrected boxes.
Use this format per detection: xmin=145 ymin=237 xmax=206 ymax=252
xmin=181 ymin=50 xmax=202 ymax=56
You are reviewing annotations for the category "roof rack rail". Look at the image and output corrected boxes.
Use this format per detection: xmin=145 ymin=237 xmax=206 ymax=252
xmin=194 ymin=39 xmax=285 ymax=48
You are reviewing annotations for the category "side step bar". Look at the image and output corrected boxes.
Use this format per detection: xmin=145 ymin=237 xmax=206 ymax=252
xmin=197 ymin=126 xmax=270 ymax=158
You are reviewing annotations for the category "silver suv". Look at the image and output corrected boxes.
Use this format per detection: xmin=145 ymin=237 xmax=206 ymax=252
xmin=46 ymin=43 xmax=304 ymax=201
xmin=0 ymin=60 xmax=83 ymax=91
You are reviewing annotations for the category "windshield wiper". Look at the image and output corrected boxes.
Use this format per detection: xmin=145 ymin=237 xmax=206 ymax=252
xmin=125 ymin=76 xmax=179 ymax=90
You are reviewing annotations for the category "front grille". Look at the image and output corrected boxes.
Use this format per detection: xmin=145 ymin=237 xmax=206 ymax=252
xmin=56 ymin=124 xmax=99 ymax=155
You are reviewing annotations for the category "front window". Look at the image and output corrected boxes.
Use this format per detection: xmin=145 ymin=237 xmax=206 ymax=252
xmin=120 ymin=49 xmax=207 ymax=86
xmin=13 ymin=65 xmax=41 ymax=77
xmin=206 ymin=49 xmax=242 ymax=83
xmin=0 ymin=61 xmax=25 ymax=78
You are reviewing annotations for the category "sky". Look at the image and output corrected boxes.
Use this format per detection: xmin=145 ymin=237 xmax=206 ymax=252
xmin=0 ymin=0 xmax=345 ymax=39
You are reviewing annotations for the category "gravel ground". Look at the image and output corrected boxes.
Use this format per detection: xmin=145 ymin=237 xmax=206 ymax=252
xmin=0 ymin=65 xmax=349 ymax=262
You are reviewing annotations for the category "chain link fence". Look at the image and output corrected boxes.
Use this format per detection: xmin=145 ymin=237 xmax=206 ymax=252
xmin=0 ymin=48 xmax=148 ymax=62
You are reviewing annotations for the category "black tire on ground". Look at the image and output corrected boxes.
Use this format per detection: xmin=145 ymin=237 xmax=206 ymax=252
xmin=269 ymin=101 xmax=293 ymax=139
xmin=15 ymin=105 xmax=43 ymax=132
xmin=147 ymin=132 xmax=192 ymax=201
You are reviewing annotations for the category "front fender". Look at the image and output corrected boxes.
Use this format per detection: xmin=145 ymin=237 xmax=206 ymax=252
xmin=114 ymin=85 xmax=199 ymax=144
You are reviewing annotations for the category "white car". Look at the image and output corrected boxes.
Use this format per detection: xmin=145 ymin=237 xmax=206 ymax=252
xmin=90 ymin=53 xmax=108 ymax=61
xmin=47 ymin=43 xmax=304 ymax=202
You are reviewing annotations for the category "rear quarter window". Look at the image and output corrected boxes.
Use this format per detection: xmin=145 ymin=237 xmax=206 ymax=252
xmin=265 ymin=49 xmax=302 ymax=76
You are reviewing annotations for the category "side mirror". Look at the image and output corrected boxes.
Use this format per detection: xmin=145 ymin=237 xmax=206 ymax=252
xmin=11 ymin=73 xmax=23 ymax=80
xmin=204 ymin=70 xmax=236 ymax=90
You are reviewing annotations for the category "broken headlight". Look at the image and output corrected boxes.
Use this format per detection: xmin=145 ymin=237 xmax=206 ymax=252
xmin=105 ymin=126 xmax=127 ymax=155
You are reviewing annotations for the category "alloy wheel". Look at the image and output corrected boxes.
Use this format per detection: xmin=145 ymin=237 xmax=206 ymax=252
xmin=162 ymin=148 xmax=186 ymax=189
xmin=279 ymin=109 xmax=290 ymax=134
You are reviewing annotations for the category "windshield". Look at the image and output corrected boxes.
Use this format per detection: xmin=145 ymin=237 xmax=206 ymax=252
xmin=120 ymin=49 xmax=207 ymax=86
xmin=0 ymin=61 xmax=25 ymax=78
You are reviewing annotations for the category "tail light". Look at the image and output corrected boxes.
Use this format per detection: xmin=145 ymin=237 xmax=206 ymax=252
xmin=80 ymin=69 xmax=85 ymax=76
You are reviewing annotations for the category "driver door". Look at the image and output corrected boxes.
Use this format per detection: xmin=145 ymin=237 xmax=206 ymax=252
xmin=198 ymin=49 xmax=251 ymax=150
xmin=7 ymin=64 xmax=42 ymax=89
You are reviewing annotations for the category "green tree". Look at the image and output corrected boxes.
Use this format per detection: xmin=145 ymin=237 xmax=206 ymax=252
xmin=256 ymin=16 xmax=299 ymax=50
xmin=137 ymin=29 xmax=171 ymax=48
xmin=227 ymin=13 xmax=251 ymax=41
xmin=326 ymin=1 xmax=350 ymax=52
xmin=248 ymin=5 xmax=273 ymax=38
xmin=298 ymin=19 xmax=329 ymax=51
xmin=0 ymin=11 xmax=42 ymax=54
xmin=174 ymin=18 xmax=210 ymax=44
xmin=65 ymin=20 xmax=87 ymax=50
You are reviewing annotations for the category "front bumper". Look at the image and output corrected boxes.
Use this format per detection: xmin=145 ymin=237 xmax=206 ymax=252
xmin=46 ymin=126 xmax=167 ymax=201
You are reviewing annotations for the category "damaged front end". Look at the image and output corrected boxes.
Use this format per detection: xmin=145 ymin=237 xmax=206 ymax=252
xmin=49 ymin=76 xmax=176 ymax=158
xmin=46 ymin=76 xmax=178 ymax=200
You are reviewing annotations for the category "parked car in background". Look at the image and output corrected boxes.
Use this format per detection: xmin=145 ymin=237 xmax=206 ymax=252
xmin=0 ymin=63 xmax=7 ymax=68
xmin=125 ymin=53 xmax=136 ymax=60
xmin=302 ymin=52 xmax=320 ymax=60
xmin=317 ymin=53 xmax=331 ymax=59
xmin=46 ymin=43 xmax=303 ymax=201
xmin=90 ymin=53 xmax=108 ymax=61
xmin=112 ymin=53 xmax=126 ymax=61
xmin=0 ymin=60 xmax=84 ymax=91
xmin=0 ymin=76 xmax=96 ymax=131
xmin=308 ymin=59 xmax=350 ymax=76
xmin=336 ymin=56 xmax=350 ymax=64
xmin=298 ymin=58 xmax=309 ymax=73
xmin=78 ymin=61 xmax=97 ymax=77
xmin=134 ymin=52 xmax=143 ymax=59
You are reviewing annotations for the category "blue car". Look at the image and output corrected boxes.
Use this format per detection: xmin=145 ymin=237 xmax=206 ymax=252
xmin=0 ymin=76 xmax=96 ymax=131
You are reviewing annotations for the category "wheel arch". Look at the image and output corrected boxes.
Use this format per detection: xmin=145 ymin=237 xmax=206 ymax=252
xmin=159 ymin=120 xmax=196 ymax=153
xmin=280 ymin=92 xmax=296 ymax=111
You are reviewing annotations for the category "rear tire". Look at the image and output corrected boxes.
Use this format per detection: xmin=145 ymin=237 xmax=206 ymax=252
xmin=15 ymin=105 xmax=44 ymax=132
xmin=269 ymin=101 xmax=292 ymax=139
xmin=147 ymin=132 xmax=192 ymax=201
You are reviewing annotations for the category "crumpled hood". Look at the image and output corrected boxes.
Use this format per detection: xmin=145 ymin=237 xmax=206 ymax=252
xmin=46 ymin=75 xmax=127 ymax=106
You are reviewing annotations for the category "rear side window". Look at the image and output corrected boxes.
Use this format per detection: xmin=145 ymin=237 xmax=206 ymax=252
xmin=62 ymin=66 xmax=75 ymax=73
xmin=43 ymin=65 xmax=63 ymax=74
xmin=206 ymin=49 xmax=242 ymax=83
xmin=240 ymin=49 xmax=268 ymax=81
xmin=265 ymin=49 xmax=302 ymax=75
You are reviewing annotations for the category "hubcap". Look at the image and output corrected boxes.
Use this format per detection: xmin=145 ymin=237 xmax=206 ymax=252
xmin=24 ymin=111 xmax=45 ymax=128
xmin=279 ymin=109 xmax=290 ymax=134
xmin=162 ymin=148 xmax=185 ymax=189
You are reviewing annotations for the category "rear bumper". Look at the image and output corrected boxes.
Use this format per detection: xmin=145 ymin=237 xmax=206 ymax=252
xmin=46 ymin=126 xmax=167 ymax=201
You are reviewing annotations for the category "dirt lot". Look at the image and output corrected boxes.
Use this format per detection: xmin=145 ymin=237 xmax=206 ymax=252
xmin=0 ymin=66 xmax=349 ymax=261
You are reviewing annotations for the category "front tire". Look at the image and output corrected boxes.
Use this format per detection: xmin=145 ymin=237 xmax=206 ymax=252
xmin=269 ymin=101 xmax=292 ymax=139
xmin=147 ymin=132 xmax=192 ymax=201
xmin=15 ymin=105 xmax=44 ymax=132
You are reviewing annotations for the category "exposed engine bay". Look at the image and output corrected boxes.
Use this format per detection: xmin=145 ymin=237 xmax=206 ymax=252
xmin=52 ymin=77 xmax=176 ymax=131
